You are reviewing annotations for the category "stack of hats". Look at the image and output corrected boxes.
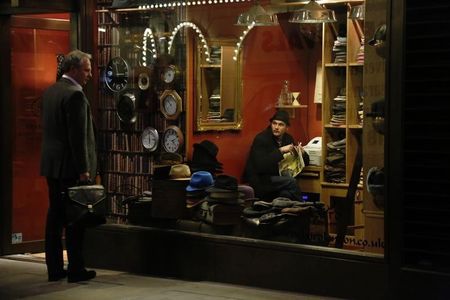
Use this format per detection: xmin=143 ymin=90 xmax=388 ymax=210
xmin=197 ymin=174 xmax=244 ymax=225
xmin=185 ymin=171 xmax=214 ymax=208
xmin=206 ymin=175 xmax=243 ymax=205
xmin=190 ymin=140 xmax=223 ymax=176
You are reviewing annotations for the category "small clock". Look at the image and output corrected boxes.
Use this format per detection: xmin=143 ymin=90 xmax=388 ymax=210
xmin=160 ymin=64 xmax=180 ymax=85
xmin=160 ymin=90 xmax=182 ymax=120
xmin=162 ymin=125 xmax=184 ymax=153
xmin=105 ymin=57 xmax=129 ymax=92
xmin=141 ymin=127 xmax=159 ymax=152
xmin=117 ymin=91 xmax=137 ymax=124
xmin=134 ymin=66 xmax=152 ymax=91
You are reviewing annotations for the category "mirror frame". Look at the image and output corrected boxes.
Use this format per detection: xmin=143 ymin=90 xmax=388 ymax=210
xmin=194 ymin=38 xmax=243 ymax=131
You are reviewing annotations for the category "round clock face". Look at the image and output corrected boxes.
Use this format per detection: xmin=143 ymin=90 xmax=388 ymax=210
xmin=134 ymin=66 xmax=152 ymax=91
xmin=163 ymin=95 xmax=177 ymax=115
xmin=105 ymin=57 xmax=129 ymax=92
xmin=159 ymin=90 xmax=182 ymax=120
xmin=162 ymin=125 xmax=184 ymax=153
xmin=117 ymin=92 xmax=137 ymax=124
xmin=161 ymin=65 xmax=178 ymax=84
xmin=141 ymin=127 xmax=159 ymax=152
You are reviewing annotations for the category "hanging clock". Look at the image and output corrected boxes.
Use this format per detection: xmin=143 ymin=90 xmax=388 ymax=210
xmin=141 ymin=126 xmax=159 ymax=152
xmin=160 ymin=64 xmax=180 ymax=85
xmin=133 ymin=66 xmax=152 ymax=91
xmin=117 ymin=91 xmax=137 ymax=124
xmin=159 ymin=90 xmax=182 ymax=120
xmin=162 ymin=125 xmax=184 ymax=153
xmin=105 ymin=56 xmax=129 ymax=92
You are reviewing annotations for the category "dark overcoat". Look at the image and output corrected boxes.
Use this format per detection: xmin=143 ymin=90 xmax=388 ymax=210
xmin=243 ymin=126 xmax=309 ymax=199
xmin=40 ymin=78 xmax=97 ymax=179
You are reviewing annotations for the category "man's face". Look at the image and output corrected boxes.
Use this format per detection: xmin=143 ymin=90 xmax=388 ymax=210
xmin=71 ymin=57 xmax=92 ymax=86
xmin=271 ymin=120 xmax=287 ymax=138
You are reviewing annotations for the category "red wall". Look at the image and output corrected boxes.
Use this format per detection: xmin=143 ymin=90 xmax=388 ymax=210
xmin=187 ymin=4 xmax=322 ymax=181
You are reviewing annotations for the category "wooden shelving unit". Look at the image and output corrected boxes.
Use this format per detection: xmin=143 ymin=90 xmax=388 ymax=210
xmin=321 ymin=1 xmax=365 ymax=242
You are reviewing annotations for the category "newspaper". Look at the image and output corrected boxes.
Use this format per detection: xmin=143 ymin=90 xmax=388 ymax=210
xmin=278 ymin=146 xmax=305 ymax=177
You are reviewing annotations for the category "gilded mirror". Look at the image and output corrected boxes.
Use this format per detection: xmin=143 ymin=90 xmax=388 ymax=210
xmin=194 ymin=38 xmax=243 ymax=131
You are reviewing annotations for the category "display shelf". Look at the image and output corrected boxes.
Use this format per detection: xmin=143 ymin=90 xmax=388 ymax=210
xmin=320 ymin=1 xmax=366 ymax=245
xmin=275 ymin=104 xmax=308 ymax=109
xmin=321 ymin=2 xmax=365 ymax=187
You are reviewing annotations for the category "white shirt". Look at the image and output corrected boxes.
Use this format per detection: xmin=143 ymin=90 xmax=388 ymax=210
xmin=62 ymin=74 xmax=82 ymax=90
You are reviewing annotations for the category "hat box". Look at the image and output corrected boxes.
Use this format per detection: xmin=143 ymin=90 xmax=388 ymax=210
xmin=152 ymin=179 xmax=189 ymax=219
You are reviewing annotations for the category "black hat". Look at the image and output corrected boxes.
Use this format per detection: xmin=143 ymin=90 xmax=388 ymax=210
xmin=190 ymin=140 xmax=223 ymax=177
xmin=193 ymin=140 xmax=219 ymax=158
xmin=368 ymin=24 xmax=386 ymax=47
xmin=270 ymin=110 xmax=290 ymax=126
xmin=207 ymin=174 xmax=238 ymax=193
xmin=368 ymin=24 xmax=387 ymax=58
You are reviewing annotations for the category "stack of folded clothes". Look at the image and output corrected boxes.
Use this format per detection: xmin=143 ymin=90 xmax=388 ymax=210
xmin=324 ymin=138 xmax=346 ymax=183
xmin=333 ymin=35 xmax=347 ymax=63
xmin=356 ymin=37 xmax=365 ymax=63
xmin=330 ymin=87 xmax=346 ymax=126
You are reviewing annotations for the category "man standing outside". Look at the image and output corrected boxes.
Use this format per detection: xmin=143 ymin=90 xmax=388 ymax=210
xmin=40 ymin=50 xmax=97 ymax=283
xmin=244 ymin=110 xmax=309 ymax=201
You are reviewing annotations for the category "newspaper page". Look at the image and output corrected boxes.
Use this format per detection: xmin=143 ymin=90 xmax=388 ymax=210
xmin=278 ymin=147 xmax=305 ymax=177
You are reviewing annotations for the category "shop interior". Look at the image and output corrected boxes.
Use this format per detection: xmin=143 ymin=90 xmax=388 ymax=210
xmin=8 ymin=0 xmax=386 ymax=263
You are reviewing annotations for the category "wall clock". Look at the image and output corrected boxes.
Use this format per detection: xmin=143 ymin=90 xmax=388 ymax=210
xmin=105 ymin=56 xmax=129 ymax=92
xmin=160 ymin=64 xmax=180 ymax=85
xmin=117 ymin=91 xmax=137 ymax=124
xmin=134 ymin=66 xmax=153 ymax=91
xmin=162 ymin=125 xmax=184 ymax=153
xmin=141 ymin=126 xmax=159 ymax=152
xmin=159 ymin=89 xmax=182 ymax=120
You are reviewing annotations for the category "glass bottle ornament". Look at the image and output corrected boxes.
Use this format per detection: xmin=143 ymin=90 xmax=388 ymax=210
xmin=278 ymin=80 xmax=292 ymax=105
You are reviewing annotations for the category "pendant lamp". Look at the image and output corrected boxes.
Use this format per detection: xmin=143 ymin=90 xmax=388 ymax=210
xmin=289 ymin=0 xmax=337 ymax=24
xmin=235 ymin=1 xmax=278 ymax=26
xmin=349 ymin=4 xmax=365 ymax=20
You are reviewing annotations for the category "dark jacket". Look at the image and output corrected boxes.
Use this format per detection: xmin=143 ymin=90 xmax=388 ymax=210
xmin=40 ymin=78 xmax=97 ymax=179
xmin=243 ymin=126 xmax=309 ymax=199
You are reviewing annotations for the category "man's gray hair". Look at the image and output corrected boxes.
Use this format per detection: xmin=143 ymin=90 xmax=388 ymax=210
xmin=62 ymin=49 xmax=92 ymax=73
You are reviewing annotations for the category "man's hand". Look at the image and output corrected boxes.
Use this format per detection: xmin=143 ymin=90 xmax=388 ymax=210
xmin=280 ymin=143 xmax=295 ymax=154
xmin=295 ymin=142 xmax=306 ymax=154
xmin=79 ymin=172 xmax=91 ymax=183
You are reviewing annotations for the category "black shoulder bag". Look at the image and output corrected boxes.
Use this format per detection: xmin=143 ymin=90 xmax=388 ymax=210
xmin=66 ymin=184 xmax=107 ymax=227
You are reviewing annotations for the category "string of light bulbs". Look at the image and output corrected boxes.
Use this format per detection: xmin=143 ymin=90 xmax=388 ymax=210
xmin=138 ymin=0 xmax=251 ymax=10
xmin=233 ymin=22 xmax=255 ymax=61
xmin=168 ymin=21 xmax=211 ymax=63
xmin=141 ymin=27 xmax=157 ymax=66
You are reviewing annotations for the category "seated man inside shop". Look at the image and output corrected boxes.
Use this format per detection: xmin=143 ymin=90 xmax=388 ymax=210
xmin=243 ymin=110 xmax=309 ymax=201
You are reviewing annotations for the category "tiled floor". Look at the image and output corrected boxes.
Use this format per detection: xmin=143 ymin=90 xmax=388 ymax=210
xmin=0 ymin=255 xmax=344 ymax=300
